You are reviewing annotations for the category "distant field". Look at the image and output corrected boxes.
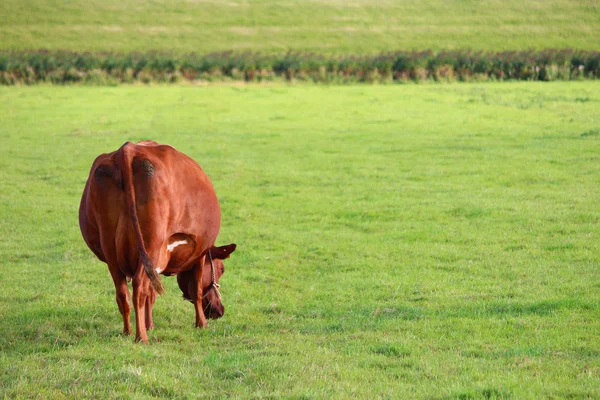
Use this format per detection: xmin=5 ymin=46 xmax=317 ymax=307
xmin=1 ymin=0 xmax=599 ymax=53
xmin=1 ymin=82 xmax=599 ymax=398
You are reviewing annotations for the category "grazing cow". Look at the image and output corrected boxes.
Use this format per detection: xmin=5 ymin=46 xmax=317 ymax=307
xmin=79 ymin=140 xmax=236 ymax=343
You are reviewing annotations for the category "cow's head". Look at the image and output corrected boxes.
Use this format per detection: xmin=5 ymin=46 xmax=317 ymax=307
xmin=202 ymin=243 xmax=236 ymax=318
xmin=176 ymin=243 xmax=236 ymax=320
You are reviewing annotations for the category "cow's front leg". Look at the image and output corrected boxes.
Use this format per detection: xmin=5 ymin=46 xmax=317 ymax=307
xmin=132 ymin=275 xmax=150 ymax=344
xmin=193 ymin=259 xmax=208 ymax=328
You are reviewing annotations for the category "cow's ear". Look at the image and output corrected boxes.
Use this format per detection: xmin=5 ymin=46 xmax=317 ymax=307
xmin=212 ymin=243 xmax=237 ymax=259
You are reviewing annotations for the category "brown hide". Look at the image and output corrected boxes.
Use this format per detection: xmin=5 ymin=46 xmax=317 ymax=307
xmin=79 ymin=141 xmax=236 ymax=343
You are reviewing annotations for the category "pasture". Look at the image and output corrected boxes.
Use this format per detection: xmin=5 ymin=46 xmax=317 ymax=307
xmin=0 ymin=82 xmax=599 ymax=398
xmin=1 ymin=0 xmax=600 ymax=53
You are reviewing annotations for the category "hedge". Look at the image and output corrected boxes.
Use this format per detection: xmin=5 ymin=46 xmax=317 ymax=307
xmin=1 ymin=49 xmax=598 ymax=85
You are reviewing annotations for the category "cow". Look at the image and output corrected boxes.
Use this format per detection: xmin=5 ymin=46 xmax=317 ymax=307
xmin=79 ymin=140 xmax=236 ymax=343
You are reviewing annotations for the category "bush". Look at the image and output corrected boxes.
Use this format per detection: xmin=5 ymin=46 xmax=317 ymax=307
xmin=0 ymin=49 xmax=598 ymax=85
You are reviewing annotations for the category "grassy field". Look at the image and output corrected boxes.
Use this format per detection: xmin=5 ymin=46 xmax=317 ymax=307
xmin=0 ymin=82 xmax=599 ymax=398
xmin=1 ymin=0 xmax=599 ymax=53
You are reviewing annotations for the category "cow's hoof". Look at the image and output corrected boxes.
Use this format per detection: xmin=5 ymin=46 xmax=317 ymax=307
xmin=134 ymin=335 xmax=149 ymax=344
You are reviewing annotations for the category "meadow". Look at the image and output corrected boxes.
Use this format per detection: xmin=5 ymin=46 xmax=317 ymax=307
xmin=1 ymin=0 xmax=599 ymax=53
xmin=0 ymin=82 xmax=599 ymax=398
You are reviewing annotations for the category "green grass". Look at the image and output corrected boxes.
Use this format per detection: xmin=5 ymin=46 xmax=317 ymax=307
xmin=1 ymin=82 xmax=599 ymax=398
xmin=1 ymin=0 xmax=599 ymax=53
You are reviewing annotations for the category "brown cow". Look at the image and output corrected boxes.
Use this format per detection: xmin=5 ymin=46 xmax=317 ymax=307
xmin=79 ymin=140 xmax=236 ymax=343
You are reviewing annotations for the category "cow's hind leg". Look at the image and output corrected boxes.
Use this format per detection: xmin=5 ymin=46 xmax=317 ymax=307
xmin=142 ymin=243 xmax=169 ymax=331
xmin=145 ymin=287 xmax=157 ymax=330
xmin=108 ymin=265 xmax=132 ymax=336
xmin=132 ymin=273 xmax=151 ymax=344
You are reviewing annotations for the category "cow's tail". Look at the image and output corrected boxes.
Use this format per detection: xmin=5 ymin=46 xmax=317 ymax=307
xmin=119 ymin=142 xmax=165 ymax=295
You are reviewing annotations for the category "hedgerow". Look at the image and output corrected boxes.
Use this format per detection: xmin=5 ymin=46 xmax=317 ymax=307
xmin=0 ymin=49 xmax=598 ymax=85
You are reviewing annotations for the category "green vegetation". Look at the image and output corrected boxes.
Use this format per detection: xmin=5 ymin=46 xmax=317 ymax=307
xmin=1 ymin=83 xmax=599 ymax=398
xmin=1 ymin=0 xmax=599 ymax=53
xmin=2 ymin=49 xmax=599 ymax=85
xmin=1 ymin=0 xmax=599 ymax=396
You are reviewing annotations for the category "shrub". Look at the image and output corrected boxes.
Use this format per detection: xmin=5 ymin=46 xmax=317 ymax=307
xmin=0 ymin=49 xmax=598 ymax=85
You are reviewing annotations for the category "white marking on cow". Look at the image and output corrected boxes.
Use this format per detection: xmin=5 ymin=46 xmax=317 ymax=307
xmin=167 ymin=239 xmax=188 ymax=252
